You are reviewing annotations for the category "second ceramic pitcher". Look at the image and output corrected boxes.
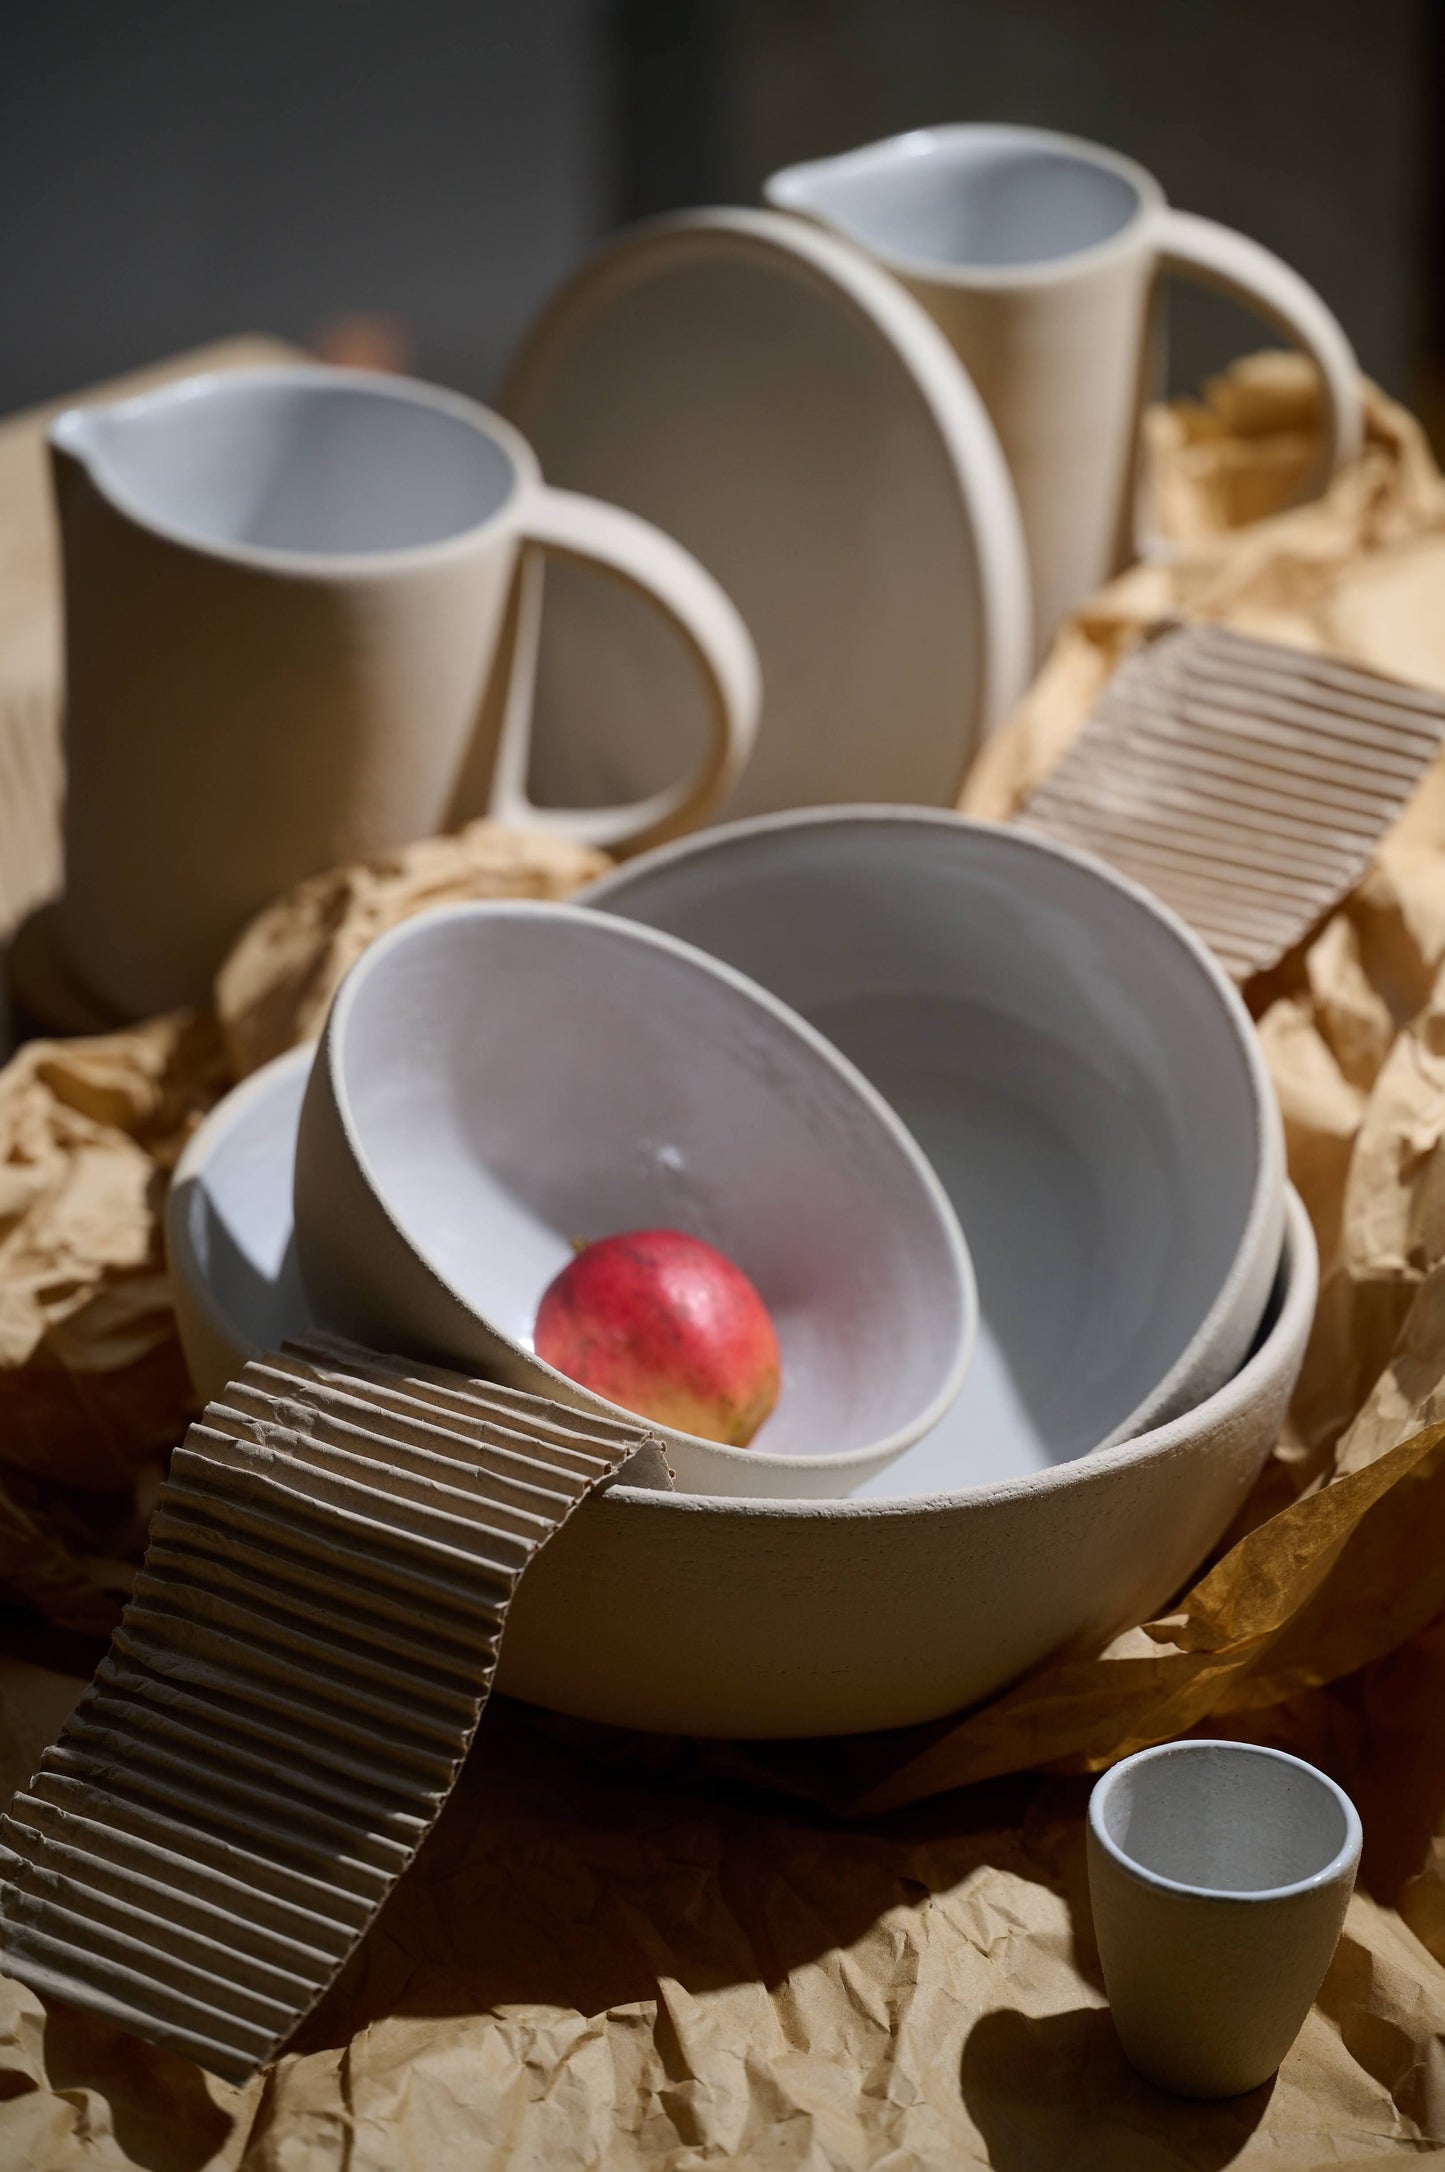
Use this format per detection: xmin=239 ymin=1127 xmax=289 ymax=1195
xmin=769 ymin=125 xmax=1364 ymax=657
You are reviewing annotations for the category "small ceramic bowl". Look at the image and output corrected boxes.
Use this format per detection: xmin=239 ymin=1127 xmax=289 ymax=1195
xmin=585 ymin=807 xmax=1286 ymax=1477
xmin=288 ymin=900 xmax=976 ymax=1496
xmin=167 ymin=1067 xmax=1314 ymax=1734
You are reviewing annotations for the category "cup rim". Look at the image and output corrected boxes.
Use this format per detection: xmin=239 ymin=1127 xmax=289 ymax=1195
xmin=1089 ymin=1739 xmax=1364 ymax=1903
xmin=48 ymin=363 xmax=540 ymax=576
xmin=765 ymin=122 xmax=1165 ymax=290
xmin=317 ymin=896 xmax=979 ymax=1477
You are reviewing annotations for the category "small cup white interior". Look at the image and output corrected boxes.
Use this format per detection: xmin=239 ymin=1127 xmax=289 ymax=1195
xmin=777 ymin=134 xmax=1142 ymax=270
xmin=333 ymin=907 xmax=969 ymax=1458
xmin=59 ymin=374 xmax=515 ymax=554
xmin=1099 ymin=1745 xmax=1353 ymax=1894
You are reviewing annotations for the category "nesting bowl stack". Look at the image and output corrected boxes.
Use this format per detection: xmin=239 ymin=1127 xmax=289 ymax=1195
xmin=168 ymin=809 xmax=1302 ymax=1738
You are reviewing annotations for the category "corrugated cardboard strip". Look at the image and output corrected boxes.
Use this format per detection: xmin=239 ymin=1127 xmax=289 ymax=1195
xmin=1020 ymin=623 xmax=1445 ymax=980
xmin=0 ymin=1333 xmax=667 ymax=2083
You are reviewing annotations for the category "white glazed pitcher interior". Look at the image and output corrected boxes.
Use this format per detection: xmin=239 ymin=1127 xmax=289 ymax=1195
xmin=769 ymin=126 xmax=1153 ymax=274
xmin=54 ymin=373 xmax=523 ymax=558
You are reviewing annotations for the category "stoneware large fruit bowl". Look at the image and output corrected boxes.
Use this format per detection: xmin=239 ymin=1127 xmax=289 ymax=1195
xmin=168 ymin=1050 xmax=1313 ymax=1734
xmin=290 ymin=899 xmax=976 ymax=1496
xmin=584 ymin=807 xmax=1286 ymax=1489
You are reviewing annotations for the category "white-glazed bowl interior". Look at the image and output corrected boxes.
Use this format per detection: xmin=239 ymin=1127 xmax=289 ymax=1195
xmin=298 ymin=900 xmax=975 ymax=1468
xmin=586 ymin=808 xmax=1284 ymax=1478
xmin=1090 ymin=1741 xmax=1362 ymax=1900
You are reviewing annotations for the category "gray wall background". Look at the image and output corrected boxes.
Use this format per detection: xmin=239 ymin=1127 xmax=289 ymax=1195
xmin=0 ymin=0 xmax=1437 ymax=419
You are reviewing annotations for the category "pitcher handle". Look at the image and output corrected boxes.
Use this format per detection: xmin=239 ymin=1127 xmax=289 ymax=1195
xmin=485 ymin=488 xmax=760 ymax=854
xmin=1149 ymin=210 xmax=1364 ymax=519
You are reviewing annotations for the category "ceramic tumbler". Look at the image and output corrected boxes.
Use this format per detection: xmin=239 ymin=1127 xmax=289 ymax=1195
xmin=50 ymin=365 xmax=759 ymax=1017
xmin=768 ymin=125 xmax=1363 ymax=656
xmin=1087 ymin=1739 xmax=1361 ymax=2097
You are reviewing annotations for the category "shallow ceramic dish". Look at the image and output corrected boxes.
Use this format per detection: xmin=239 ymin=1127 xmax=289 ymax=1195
xmin=586 ymin=808 xmax=1286 ymax=1478
xmin=290 ymin=900 xmax=975 ymax=1497
xmin=501 ymin=208 xmax=1031 ymax=823
xmin=167 ymin=1074 xmax=1313 ymax=1734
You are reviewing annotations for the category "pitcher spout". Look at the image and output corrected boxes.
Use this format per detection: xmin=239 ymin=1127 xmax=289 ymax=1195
xmin=48 ymin=404 xmax=107 ymax=477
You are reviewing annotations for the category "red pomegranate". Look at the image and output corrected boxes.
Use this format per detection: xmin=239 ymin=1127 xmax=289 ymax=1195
xmin=534 ymin=1228 xmax=781 ymax=1446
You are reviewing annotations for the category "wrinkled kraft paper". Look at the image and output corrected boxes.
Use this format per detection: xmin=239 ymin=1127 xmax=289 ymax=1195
xmin=6 ymin=357 xmax=1445 ymax=2164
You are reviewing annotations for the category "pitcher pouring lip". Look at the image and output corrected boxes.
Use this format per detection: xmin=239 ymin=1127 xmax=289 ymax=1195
xmin=46 ymin=364 xmax=536 ymax=573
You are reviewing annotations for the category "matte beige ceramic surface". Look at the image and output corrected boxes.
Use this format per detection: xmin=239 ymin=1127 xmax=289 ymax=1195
xmin=585 ymin=809 xmax=1286 ymax=1477
xmin=1088 ymin=1741 xmax=1361 ymax=2097
xmin=165 ymin=1041 xmax=1313 ymax=1737
xmin=291 ymin=901 xmax=976 ymax=1498
xmin=502 ymin=209 xmax=1031 ymax=821
xmin=51 ymin=365 xmax=760 ymax=1017
xmin=767 ymin=127 xmax=1363 ymax=655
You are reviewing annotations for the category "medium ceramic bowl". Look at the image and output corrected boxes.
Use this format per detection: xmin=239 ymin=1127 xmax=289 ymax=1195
xmin=584 ymin=808 xmax=1286 ymax=1481
xmin=289 ymin=900 xmax=976 ymax=1497
xmin=166 ymin=1059 xmax=1313 ymax=1734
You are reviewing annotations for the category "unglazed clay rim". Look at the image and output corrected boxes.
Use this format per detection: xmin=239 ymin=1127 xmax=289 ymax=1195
xmin=50 ymin=364 xmax=543 ymax=579
xmin=319 ymin=898 xmax=979 ymax=1477
xmin=500 ymin=205 xmax=1034 ymax=766
xmin=609 ymin=1183 xmax=1312 ymax=1512
xmin=1088 ymin=1739 xmax=1363 ymax=1904
xmin=584 ymin=804 xmax=1287 ymax=1462
xmin=765 ymin=123 xmax=1166 ymax=290
xmin=168 ymin=1064 xmax=1313 ymax=1519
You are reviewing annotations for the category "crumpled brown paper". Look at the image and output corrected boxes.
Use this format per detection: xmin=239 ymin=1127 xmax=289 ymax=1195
xmin=0 ymin=1012 xmax=224 ymax=1636
xmin=216 ymin=817 xmax=611 ymax=1078
xmin=7 ymin=358 xmax=1445 ymax=2163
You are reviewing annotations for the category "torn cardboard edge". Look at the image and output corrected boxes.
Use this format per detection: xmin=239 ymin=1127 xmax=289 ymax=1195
xmin=1020 ymin=624 xmax=1445 ymax=980
xmin=0 ymin=1330 xmax=670 ymax=2083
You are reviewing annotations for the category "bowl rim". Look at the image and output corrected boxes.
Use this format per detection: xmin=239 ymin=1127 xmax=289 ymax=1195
xmin=605 ymin=1181 xmax=1315 ymax=1516
xmin=584 ymin=803 xmax=1287 ymax=1456
xmin=169 ymin=1045 xmax=1313 ymax=1520
xmin=313 ymin=896 xmax=979 ymax=1476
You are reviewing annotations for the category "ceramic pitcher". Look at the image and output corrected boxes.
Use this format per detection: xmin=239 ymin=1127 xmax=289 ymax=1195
xmin=768 ymin=126 xmax=1364 ymax=657
xmin=51 ymin=365 xmax=760 ymax=1017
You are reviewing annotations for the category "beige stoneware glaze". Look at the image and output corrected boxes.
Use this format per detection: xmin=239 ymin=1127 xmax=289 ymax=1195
xmin=52 ymin=365 xmax=759 ymax=1016
xmin=502 ymin=209 xmax=1031 ymax=822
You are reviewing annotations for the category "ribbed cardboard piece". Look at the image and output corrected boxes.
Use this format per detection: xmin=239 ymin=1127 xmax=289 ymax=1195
xmin=0 ymin=1332 xmax=669 ymax=2083
xmin=1019 ymin=624 xmax=1445 ymax=980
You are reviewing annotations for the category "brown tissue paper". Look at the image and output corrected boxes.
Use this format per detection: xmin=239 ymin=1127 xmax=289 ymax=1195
xmin=7 ymin=356 xmax=1445 ymax=2162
